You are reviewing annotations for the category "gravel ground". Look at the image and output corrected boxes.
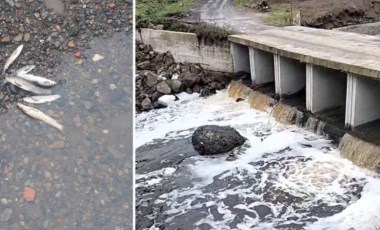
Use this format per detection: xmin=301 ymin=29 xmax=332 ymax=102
xmin=0 ymin=0 xmax=133 ymax=229
xmin=0 ymin=0 xmax=133 ymax=111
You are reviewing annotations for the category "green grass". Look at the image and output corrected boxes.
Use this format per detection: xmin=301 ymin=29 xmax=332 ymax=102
xmin=167 ymin=21 xmax=235 ymax=46
xmin=234 ymin=0 xmax=260 ymax=6
xmin=264 ymin=4 xmax=299 ymax=27
xmin=135 ymin=0 xmax=234 ymax=46
xmin=136 ymin=0 xmax=196 ymax=23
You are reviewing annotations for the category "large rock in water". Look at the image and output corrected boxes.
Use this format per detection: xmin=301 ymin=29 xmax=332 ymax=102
xmin=192 ymin=125 xmax=246 ymax=155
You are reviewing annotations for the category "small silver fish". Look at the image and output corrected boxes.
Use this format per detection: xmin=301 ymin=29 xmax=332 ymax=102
xmin=23 ymin=95 xmax=61 ymax=104
xmin=17 ymin=103 xmax=63 ymax=131
xmin=5 ymin=76 xmax=51 ymax=94
xmin=16 ymin=73 xmax=57 ymax=87
xmin=16 ymin=65 xmax=36 ymax=76
xmin=3 ymin=45 xmax=24 ymax=73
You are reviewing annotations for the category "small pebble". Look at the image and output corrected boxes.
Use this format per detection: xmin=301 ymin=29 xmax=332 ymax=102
xmin=55 ymin=191 xmax=61 ymax=198
xmin=1 ymin=198 xmax=8 ymax=204
xmin=74 ymin=51 xmax=81 ymax=58
xmin=24 ymin=33 xmax=31 ymax=42
xmin=13 ymin=34 xmax=23 ymax=42
xmin=67 ymin=40 xmax=75 ymax=48
xmin=109 ymin=84 xmax=117 ymax=90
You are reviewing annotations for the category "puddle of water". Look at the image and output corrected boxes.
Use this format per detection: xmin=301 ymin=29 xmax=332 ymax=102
xmin=0 ymin=32 xmax=132 ymax=229
xmin=136 ymin=91 xmax=380 ymax=229
xmin=45 ymin=0 xmax=65 ymax=14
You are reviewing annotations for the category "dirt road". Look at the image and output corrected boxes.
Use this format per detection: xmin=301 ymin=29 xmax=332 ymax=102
xmin=185 ymin=0 xmax=273 ymax=33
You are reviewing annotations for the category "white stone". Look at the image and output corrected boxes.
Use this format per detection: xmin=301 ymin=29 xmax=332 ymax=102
xmin=157 ymin=75 xmax=167 ymax=81
xmin=158 ymin=95 xmax=176 ymax=107
xmin=172 ymin=73 xmax=179 ymax=80
xmin=109 ymin=84 xmax=117 ymax=90
xmin=92 ymin=54 xmax=104 ymax=62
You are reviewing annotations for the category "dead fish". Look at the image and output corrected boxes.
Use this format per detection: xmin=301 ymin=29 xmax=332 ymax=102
xmin=3 ymin=45 xmax=24 ymax=73
xmin=17 ymin=103 xmax=63 ymax=131
xmin=23 ymin=95 xmax=61 ymax=104
xmin=16 ymin=65 xmax=36 ymax=76
xmin=16 ymin=73 xmax=57 ymax=87
xmin=5 ymin=76 xmax=51 ymax=94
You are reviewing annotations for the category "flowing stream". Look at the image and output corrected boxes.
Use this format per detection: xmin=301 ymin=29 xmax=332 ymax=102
xmin=136 ymin=91 xmax=380 ymax=230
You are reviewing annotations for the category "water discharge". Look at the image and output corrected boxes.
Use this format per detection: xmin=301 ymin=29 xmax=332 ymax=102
xmin=136 ymin=91 xmax=380 ymax=229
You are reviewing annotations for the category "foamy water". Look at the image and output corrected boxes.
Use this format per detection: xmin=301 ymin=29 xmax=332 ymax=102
xmin=136 ymin=91 xmax=380 ymax=230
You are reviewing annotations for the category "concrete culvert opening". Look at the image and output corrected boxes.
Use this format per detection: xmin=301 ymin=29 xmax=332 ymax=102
xmin=274 ymin=55 xmax=307 ymax=106
xmin=231 ymin=43 xmax=277 ymax=97
xmin=249 ymin=48 xmax=276 ymax=97
xmin=346 ymin=75 xmax=380 ymax=131
xmin=306 ymin=64 xmax=347 ymax=127
xmin=231 ymin=43 xmax=250 ymax=73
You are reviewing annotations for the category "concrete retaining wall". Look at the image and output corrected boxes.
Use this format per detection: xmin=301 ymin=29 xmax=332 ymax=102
xmin=137 ymin=29 xmax=233 ymax=73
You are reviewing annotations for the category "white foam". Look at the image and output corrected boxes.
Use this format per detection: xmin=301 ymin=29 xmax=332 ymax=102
xmin=135 ymin=167 xmax=177 ymax=188
xmin=176 ymin=92 xmax=200 ymax=102
xmin=308 ymin=177 xmax=380 ymax=230
xmin=136 ymin=91 xmax=380 ymax=229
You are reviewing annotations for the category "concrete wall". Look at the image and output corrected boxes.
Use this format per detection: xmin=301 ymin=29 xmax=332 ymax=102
xmin=137 ymin=29 xmax=233 ymax=73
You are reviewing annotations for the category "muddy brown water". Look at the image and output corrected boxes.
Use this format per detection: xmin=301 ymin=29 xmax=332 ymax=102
xmin=0 ymin=32 xmax=132 ymax=229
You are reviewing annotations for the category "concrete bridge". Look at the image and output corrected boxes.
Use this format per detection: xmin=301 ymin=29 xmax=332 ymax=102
xmin=229 ymin=26 xmax=380 ymax=129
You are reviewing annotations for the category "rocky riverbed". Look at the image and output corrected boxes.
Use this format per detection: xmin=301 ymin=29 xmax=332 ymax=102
xmin=0 ymin=0 xmax=133 ymax=229
xmin=135 ymin=42 xmax=232 ymax=112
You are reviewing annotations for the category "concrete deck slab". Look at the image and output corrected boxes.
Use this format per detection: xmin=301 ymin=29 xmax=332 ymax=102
xmin=229 ymin=26 xmax=380 ymax=79
xmin=287 ymin=26 xmax=380 ymax=44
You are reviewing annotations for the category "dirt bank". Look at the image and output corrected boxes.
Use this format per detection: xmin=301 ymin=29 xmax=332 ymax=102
xmin=238 ymin=0 xmax=380 ymax=29
xmin=184 ymin=0 xmax=380 ymax=32
xmin=299 ymin=0 xmax=380 ymax=29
